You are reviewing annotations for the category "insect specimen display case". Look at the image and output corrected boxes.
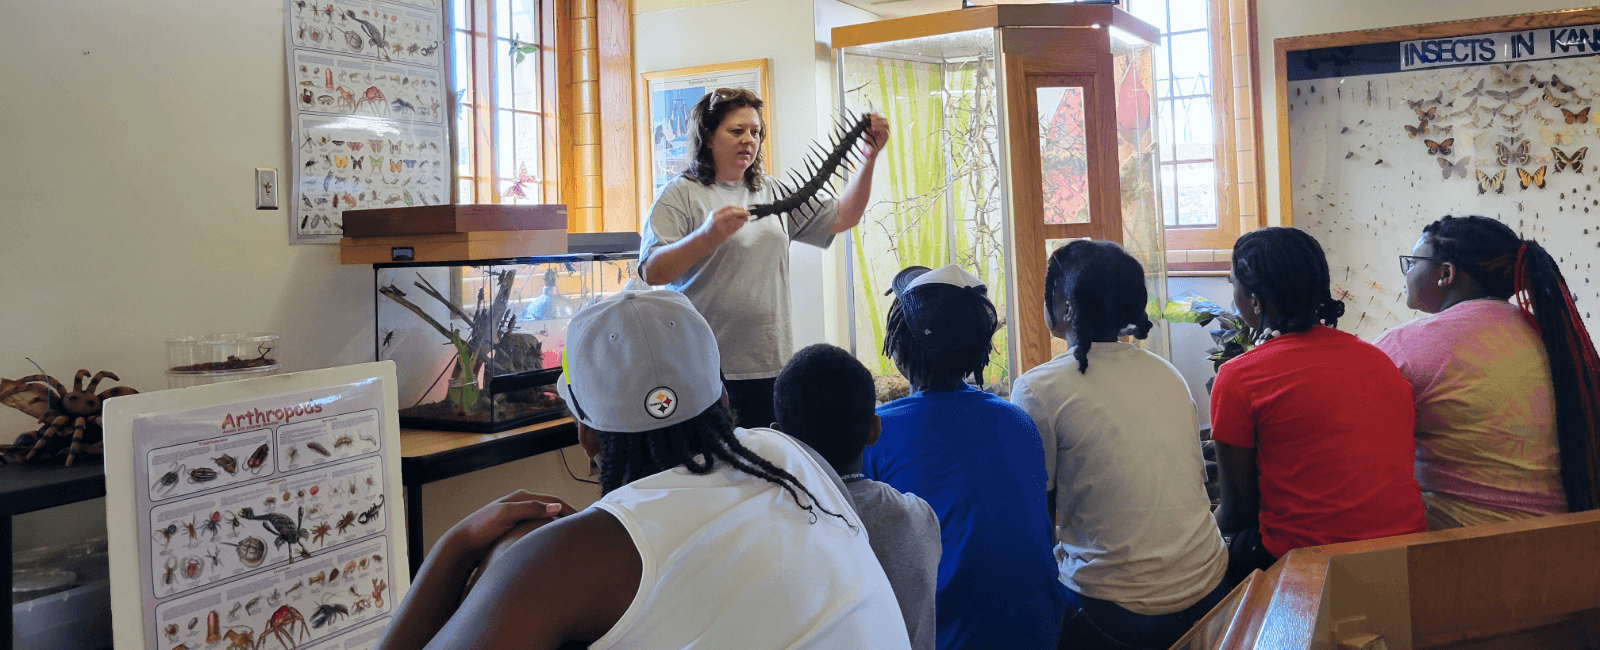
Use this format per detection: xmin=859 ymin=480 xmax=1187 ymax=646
xmin=375 ymin=251 xmax=639 ymax=432
xmin=833 ymin=5 xmax=1169 ymax=394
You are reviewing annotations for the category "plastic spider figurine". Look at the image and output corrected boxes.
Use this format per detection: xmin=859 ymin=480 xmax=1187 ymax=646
xmin=0 ymin=367 xmax=137 ymax=466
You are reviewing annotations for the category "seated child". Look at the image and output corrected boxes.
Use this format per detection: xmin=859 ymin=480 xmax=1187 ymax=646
xmin=1376 ymin=215 xmax=1600 ymax=529
xmin=1212 ymin=228 xmax=1425 ymax=581
xmin=378 ymin=290 xmax=911 ymax=650
xmin=863 ymin=264 xmax=1071 ymax=650
xmin=775 ymin=343 xmax=942 ymax=650
xmin=1011 ymin=241 xmax=1230 ymax=649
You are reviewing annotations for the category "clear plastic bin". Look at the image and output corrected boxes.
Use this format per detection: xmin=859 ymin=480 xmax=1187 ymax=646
xmin=166 ymin=364 xmax=281 ymax=389
xmin=12 ymin=579 xmax=111 ymax=650
xmin=166 ymin=333 xmax=281 ymax=372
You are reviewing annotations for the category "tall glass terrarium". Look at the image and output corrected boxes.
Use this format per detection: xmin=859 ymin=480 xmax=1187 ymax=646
xmin=834 ymin=5 xmax=1168 ymax=397
xmin=374 ymin=252 xmax=638 ymax=432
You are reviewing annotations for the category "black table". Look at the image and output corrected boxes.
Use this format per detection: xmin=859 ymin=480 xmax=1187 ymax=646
xmin=399 ymin=417 xmax=578 ymax=576
xmin=0 ymin=461 xmax=107 ymax=650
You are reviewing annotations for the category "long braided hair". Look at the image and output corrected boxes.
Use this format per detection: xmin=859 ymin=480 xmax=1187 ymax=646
xmin=593 ymin=400 xmax=851 ymax=526
xmin=680 ymin=88 xmax=765 ymax=191
xmin=1231 ymin=227 xmax=1346 ymax=333
xmin=882 ymin=294 xmax=997 ymax=391
xmin=1045 ymin=241 xmax=1155 ymax=373
xmin=1423 ymin=215 xmax=1600 ymax=512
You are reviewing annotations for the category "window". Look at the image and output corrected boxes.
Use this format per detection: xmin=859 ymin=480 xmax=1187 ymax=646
xmin=452 ymin=0 xmax=561 ymax=204
xmin=1128 ymin=0 xmax=1261 ymax=267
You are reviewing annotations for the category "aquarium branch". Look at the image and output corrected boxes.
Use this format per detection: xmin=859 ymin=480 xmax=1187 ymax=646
xmin=413 ymin=275 xmax=474 ymax=324
xmin=378 ymin=285 xmax=456 ymax=341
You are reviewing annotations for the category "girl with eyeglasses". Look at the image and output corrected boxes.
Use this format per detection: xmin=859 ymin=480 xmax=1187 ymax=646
xmin=1211 ymin=228 xmax=1424 ymax=582
xmin=638 ymin=88 xmax=889 ymax=428
xmin=1376 ymin=215 xmax=1600 ymax=529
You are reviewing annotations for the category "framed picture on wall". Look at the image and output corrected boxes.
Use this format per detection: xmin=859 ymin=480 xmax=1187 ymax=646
xmin=642 ymin=59 xmax=772 ymax=200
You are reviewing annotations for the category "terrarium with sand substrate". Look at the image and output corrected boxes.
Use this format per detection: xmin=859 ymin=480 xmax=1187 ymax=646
xmin=374 ymin=253 xmax=638 ymax=432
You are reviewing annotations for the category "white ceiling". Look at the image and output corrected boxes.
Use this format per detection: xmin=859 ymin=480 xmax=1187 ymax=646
xmin=835 ymin=0 xmax=1089 ymax=20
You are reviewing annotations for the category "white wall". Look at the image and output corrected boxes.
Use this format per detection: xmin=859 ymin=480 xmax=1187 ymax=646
xmin=1256 ymin=0 xmax=1598 ymax=225
xmin=0 ymin=0 xmax=594 ymax=551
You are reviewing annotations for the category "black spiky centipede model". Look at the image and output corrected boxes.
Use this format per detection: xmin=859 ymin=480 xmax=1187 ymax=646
xmin=749 ymin=113 xmax=874 ymax=223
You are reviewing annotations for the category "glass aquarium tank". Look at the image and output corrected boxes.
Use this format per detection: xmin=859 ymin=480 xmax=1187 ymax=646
xmin=374 ymin=252 xmax=639 ymax=432
xmin=833 ymin=5 xmax=1168 ymax=398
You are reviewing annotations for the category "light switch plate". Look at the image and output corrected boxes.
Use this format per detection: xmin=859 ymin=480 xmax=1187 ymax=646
xmin=255 ymin=168 xmax=278 ymax=210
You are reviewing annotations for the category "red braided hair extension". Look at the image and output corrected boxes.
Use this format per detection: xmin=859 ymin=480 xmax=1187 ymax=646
xmin=1516 ymin=241 xmax=1600 ymax=507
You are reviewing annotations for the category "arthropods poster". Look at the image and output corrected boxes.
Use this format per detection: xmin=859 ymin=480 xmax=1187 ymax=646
xmin=287 ymin=0 xmax=450 ymax=243
xmin=103 ymin=364 xmax=408 ymax=650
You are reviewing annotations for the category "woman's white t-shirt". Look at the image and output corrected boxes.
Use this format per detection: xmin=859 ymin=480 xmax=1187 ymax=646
xmin=587 ymin=427 xmax=912 ymax=650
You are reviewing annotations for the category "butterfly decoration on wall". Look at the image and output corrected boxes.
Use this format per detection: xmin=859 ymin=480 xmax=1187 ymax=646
xmin=1404 ymin=122 xmax=1429 ymax=138
xmin=1531 ymin=74 xmax=1577 ymax=93
xmin=1553 ymin=146 xmax=1588 ymax=173
xmin=1476 ymin=169 xmax=1507 ymax=194
xmin=370 ymin=140 xmax=384 ymax=153
xmin=1415 ymin=106 xmax=1438 ymax=121
xmin=1489 ymin=64 xmax=1530 ymax=87
xmin=1564 ymin=107 xmax=1590 ymax=124
xmin=334 ymin=155 xmax=348 ymax=169
xmin=1517 ymin=166 xmax=1547 ymax=190
xmin=352 ymin=156 xmax=363 ymax=170
xmin=1438 ymin=156 xmax=1470 ymax=179
xmin=370 ymin=156 xmax=385 ymax=171
xmin=1544 ymin=88 xmax=1568 ymax=108
xmin=389 ymin=159 xmax=404 ymax=173
xmin=1425 ymin=138 xmax=1454 ymax=155
xmin=504 ymin=163 xmax=537 ymax=199
xmin=389 ymin=140 xmax=404 ymax=153
xmin=348 ymin=141 xmax=363 ymax=151
xmin=1406 ymin=93 xmax=1444 ymax=110
xmin=1542 ymin=126 xmax=1578 ymax=146
xmin=1462 ymin=78 xmax=1487 ymax=97
xmin=1497 ymin=138 xmax=1531 ymax=167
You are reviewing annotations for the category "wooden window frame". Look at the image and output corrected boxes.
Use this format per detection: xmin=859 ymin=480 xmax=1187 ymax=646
xmin=1134 ymin=0 xmax=1266 ymax=275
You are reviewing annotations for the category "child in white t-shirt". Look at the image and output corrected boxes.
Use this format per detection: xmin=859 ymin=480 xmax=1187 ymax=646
xmin=1010 ymin=241 xmax=1230 ymax=649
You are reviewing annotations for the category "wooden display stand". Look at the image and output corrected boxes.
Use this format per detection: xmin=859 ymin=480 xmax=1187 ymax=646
xmin=834 ymin=6 xmax=1165 ymax=374
xmin=1180 ymin=511 xmax=1600 ymax=650
xmin=339 ymin=204 xmax=568 ymax=264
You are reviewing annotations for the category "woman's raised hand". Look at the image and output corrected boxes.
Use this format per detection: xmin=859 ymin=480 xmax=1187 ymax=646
xmin=704 ymin=204 xmax=752 ymax=243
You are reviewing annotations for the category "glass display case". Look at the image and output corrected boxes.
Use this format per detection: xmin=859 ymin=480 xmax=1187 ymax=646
xmin=833 ymin=5 xmax=1168 ymax=396
xmin=374 ymin=252 xmax=638 ymax=432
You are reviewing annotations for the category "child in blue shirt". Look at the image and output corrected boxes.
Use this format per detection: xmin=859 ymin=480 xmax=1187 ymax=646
xmin=863 ymin=264 xmax=1072 ymax=650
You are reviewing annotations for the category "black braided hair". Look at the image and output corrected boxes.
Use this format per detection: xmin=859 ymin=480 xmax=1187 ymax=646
xmin=773 ymin=344 xmax=875 ymax=469
xmin=1422 ymin=215 xmax=1600 ymax=512
xmin=680 ymin=88 xmax=765 ymax=191
xmin=593 ymin=400 xmax=852 ymax=527
xmin=1231 ymin=227 xmax=1345 ymax=333
xmin=882 ymin=297 xmax=995 ymax=392
xmin=1045 ymin=241 xmax=1155 ymax=373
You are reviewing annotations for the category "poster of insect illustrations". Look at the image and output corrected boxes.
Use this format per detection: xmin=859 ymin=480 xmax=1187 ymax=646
xmin=103 ymin=363 xmax=408 ymax=650
xmin=286 ymin=0 xmax=450 ymax=243
xmin=1284 ymin=16 xmax=1600 ymax=341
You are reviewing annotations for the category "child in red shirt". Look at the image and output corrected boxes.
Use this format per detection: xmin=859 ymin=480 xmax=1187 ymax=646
xmin=1211 ymin=228 xmax=1425 ymax=580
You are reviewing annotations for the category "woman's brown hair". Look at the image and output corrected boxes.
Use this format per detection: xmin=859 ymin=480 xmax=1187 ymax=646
xmin=681 ymin=88 xmax=765 ymax=191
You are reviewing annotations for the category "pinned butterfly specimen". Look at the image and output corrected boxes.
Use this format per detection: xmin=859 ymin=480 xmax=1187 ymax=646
xmin=1545 ymin=88 xmax=1568 ymax=108
xmin=370 ymin=156 xmax=384 ymax=171
xmin=1462 ymin=78 xmax=1487 ymax=97
xmin=1497 ymin=138 xmax=1531 ymax=167
xmin=1564 ymin=107 xmax=1591 ymax=124
xmin=404 ymin=159 xmax=416 ymax=168
xmin=1406 ymin=92 xmax=1444 ymax=110
xmin=1549 ymin=74 xmax=1576 ymax=93
xmin=1403 ymin=122 xmax=1429 ymax=138
xmin=335 ymin=155 xmax=348 ymax=169
xmin=389 ymin=139 xmax=403 ymax=153
xmin=348 ymin=141 xmax=363 ymax=151
xmin=1553 ymin=146 xmax=1588 ymax=173
xmin=1425 ymin=138 xmax=1454 ymax=155
xmin=389 ymin=160 xmax=403 ymax=173
xmin=1438 ymin=156 xmax=1470 ymax=179
xmin=1488 ymin=87 xmax=1530 ymax=102
xmin=504 ymin=163 xmax=537 ymax=199
xmin=1517 ymin=165 xmax=1547 ymax=190
xmin=1542 ymin=126 xmax=1578 ymax=146
xmin=1415 ymin=106 xmax=1438 ymax=121
xmin=370 ymin=140 xmax=384 ymax=153
xmin=1449 ymin=96 xmax=1480 ymax=118
xmin=1433 ymin=124 xmax=1454 ymax=136
xmin=1476 ymin=169 xmax=1507 ymax=195
xmin=352 ymin=156 xmax=363 ymax=170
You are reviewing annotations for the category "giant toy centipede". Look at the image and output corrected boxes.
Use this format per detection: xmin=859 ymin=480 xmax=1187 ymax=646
xmin=749 ymin=113 xmax=874 ymax=223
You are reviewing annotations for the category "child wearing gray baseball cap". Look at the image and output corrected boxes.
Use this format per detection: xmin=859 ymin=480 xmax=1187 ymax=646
xmin=381 ymin=290 xmax=911 ymax=650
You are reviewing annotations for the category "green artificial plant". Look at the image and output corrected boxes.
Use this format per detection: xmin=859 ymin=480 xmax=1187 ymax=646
xmin=1161 ymin=290 xmax=1262 ymax=373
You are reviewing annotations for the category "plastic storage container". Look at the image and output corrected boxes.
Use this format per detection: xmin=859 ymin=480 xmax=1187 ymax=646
xmin=375 ymin=251 xmax=639 ymax=432
xmin=11 ymin=580 xmax=112 ymax=650
xmin=165 ymin=333 xmax=282 ymax=388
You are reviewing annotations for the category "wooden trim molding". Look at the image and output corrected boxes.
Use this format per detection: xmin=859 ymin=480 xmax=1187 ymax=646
xmin=598 ymin=0 xmax=637 ymax=234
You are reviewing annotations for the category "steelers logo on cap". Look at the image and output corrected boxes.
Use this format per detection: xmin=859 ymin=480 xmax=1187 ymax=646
xmin=644 ymin=387 xmax=678 ymax=419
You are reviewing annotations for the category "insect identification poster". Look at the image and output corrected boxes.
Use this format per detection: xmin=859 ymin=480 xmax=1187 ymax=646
xmin=104 ymin=363 xmax=409 ymax=650
xmin=1283 ymin=17 xmax=1600 ymax=341
xmin=286 ymin=0 xmax=451 ymax=244
xmin=643 ymin=59 xmax=771 ymax=200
